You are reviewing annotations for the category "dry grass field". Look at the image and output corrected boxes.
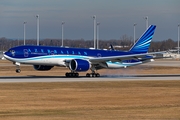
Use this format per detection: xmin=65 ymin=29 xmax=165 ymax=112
xmin=0 ymin=81 xmax=180 ymax=120
xmin=0 ymin=60 xmax=180 ymax=120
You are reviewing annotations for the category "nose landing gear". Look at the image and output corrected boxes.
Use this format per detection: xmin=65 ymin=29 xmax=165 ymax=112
xmin=16 ymin=69 xmax=21 ymax=73
xmin=14 ymin=62 xmax=21 ymax=73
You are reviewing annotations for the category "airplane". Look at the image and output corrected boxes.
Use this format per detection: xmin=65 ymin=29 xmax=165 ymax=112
xmin=3 ymin=25 xmax=163 ymax=77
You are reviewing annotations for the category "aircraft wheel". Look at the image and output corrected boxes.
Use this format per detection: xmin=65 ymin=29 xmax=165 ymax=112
xmin=91 ymin=73 xmax=95 ymax=77
xmin=75 ymin=73 xmax=79 ymax=77
xmin=86 ymin=73 xmax=90 ymax=77
xmin=16 ymin=69 xmax=21 ymax=73
xmin=95 ymin=73 xmax=100 ymax=77
xmin=65 ymin=73 xmax=69 ymax=77
xmin=72 ymin=73 xmax=76 ymax=77
xmin=68 ymin=73 xmax=72 ymax=77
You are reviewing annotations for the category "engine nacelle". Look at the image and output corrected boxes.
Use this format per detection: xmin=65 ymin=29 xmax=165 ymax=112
xmin=69 ymin=59 xmax=91 ymax=72
xmin=33 ymin=65 xmax=54 ymax=71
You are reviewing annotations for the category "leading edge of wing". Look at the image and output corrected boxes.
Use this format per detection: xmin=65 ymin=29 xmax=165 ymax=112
xmin=89 ymin=51 xmax=166 ymax=63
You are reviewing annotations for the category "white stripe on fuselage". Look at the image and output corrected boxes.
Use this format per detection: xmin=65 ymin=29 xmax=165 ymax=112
xmin=4 ymin=54 xmax=90 ymax=66
xmin=4 ymin=54 xmax=151 ymax=69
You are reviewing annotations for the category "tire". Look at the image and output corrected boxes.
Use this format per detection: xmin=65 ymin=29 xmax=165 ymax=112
xmin=86 ymin=73 xmax=90 ymax=77
xmin=96 ymin=73 xmax=100 ymax=77
xmin=16 ymin=69 xmax=21 ymax=73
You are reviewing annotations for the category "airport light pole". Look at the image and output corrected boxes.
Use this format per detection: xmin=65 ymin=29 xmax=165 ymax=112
xmin=144 ymin=16 xmax=148 ymax=29
xmin=178 ymin=24 xmax=180 ymax=56
xmin=61 ymin=21 xmax=65 ymax=47
xmin=92 ymin=15 xmax=96 ymax=49
xmin=36 ymin=14 xmax=39 ymax=46
xmin=23 ymin=21 xmax=27 ymax=45
xmin=18 ymin=37 xmax=19 ymax=46
xmin=133 ymin=23 xmax=137 ymax=44
xmin=97 ymin=22 xmax=100 ymax=49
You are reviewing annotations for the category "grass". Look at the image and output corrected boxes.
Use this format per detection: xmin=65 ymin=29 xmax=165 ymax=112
xmin=0 ymin=81 xmax=180 ymax=120
xmin=0 ymin=60 xmax=180 ymax=119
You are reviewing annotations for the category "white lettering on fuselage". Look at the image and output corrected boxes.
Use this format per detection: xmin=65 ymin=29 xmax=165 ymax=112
xmin=27 ymin=48 xmax=88 ymax=56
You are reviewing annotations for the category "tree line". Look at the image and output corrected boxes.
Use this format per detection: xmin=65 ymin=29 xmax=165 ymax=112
xmin=0 ymin=36 xmax=177 ymax=52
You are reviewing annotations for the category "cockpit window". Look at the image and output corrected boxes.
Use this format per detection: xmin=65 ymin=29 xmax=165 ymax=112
xmin=9 ymin=50 xmax=15 ymax=56
xmin=9 ymin=50 xmax=15 ymax=53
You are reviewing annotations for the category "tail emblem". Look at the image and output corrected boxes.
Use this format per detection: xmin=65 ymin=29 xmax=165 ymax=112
xmin=129 ymin=25 xmax=156 ymax=53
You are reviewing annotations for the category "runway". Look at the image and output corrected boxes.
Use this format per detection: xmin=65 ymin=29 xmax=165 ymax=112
xmin=0 ymin=74 xmax=180 ymax=83
xmin=1 ymin=59 xmax=180 ymax=83
xmin=142 ymin=60 xmax=180 ymax=67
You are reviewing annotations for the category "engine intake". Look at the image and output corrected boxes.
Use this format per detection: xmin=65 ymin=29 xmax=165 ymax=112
xmin=33 ymin=65 xmax=54 ymax=71
xmin=69 ymin=59 xmax=90 ymax=72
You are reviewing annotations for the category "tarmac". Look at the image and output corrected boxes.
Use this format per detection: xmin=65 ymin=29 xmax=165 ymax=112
xmin=1 ymin=59 xmax=180 ymax=83
xmin=0 ymin=74 xmax=180 ymax=83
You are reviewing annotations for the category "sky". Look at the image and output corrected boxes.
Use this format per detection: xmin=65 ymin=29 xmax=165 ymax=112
xmin=0 ymin=0 xmax=180 ymax=41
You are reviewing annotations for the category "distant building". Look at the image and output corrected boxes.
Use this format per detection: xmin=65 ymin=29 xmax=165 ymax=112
xmin=163 ymin=49 xmax=180 ymax=59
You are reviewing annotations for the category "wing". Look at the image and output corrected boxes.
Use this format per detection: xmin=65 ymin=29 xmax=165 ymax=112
xmin=89 ymin=51 xmax=165 ymax=63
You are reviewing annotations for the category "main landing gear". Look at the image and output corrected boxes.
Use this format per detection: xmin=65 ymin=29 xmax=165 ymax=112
xmin=86 ymin=73 xmax=100 ymax=77
xmin=65 ymin=72 xmax=79 ymax=77
xmin=65 ymin=72 xmax=100 ymax=77
xmin=85 ymin=68 xmax=100 ymax=77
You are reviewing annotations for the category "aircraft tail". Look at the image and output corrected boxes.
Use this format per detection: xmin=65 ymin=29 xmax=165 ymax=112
xmin=129 ymin=25 xmax=156 ymax=53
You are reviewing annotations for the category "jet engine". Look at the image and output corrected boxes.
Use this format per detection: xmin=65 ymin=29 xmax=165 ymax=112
xmin=69 ymin=59 xmax=91 ymax=72
xmin=33 ymin=65 xmax=54 ymax=71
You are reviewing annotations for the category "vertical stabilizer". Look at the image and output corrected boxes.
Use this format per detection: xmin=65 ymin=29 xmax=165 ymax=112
xmin=129 ymin=25 xmax=156 ymax=53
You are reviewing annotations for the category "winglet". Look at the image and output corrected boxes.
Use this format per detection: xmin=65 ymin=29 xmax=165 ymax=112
xmin=129 ymin=25 xmax=156 ymax=53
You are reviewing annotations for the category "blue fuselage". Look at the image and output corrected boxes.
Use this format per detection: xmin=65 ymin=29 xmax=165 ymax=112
xmin=4 ymin=45 xmax=152 ymax=69
xmin=5 ymin=45 xmax=134 ymax=58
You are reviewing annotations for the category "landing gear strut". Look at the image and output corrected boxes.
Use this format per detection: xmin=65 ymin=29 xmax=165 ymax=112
xmin=15 ymin=65 xmax=21 ymax=73
xmin=13 ymin=62 xmax=21 ymax=73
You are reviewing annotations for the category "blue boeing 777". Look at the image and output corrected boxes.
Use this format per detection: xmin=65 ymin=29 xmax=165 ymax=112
xmin=3 ymin=25 xmax=163 ymax=77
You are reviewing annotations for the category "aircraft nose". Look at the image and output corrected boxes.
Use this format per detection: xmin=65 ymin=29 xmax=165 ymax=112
xmin=4 ymin=51 xmax=11 ymax=57
xmin=4 ymin=51 xmax=8 ymax=55
xmin=3 ymin=51 xmax=7 ymax=57
xmin=1 ymin=51 xmax=8 ymax=60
